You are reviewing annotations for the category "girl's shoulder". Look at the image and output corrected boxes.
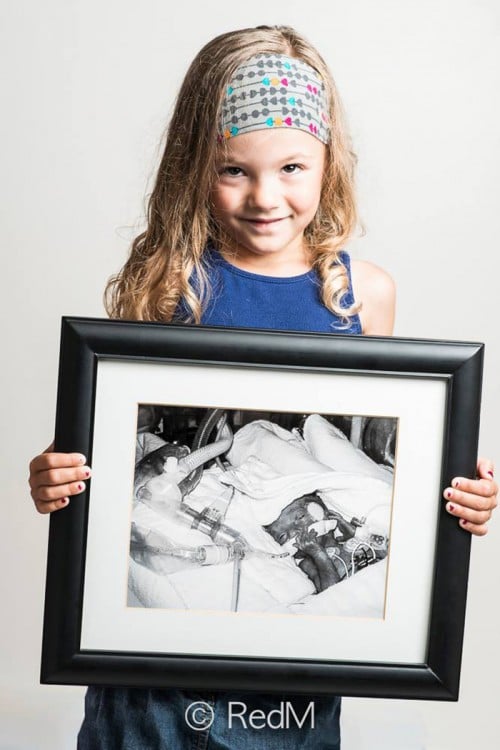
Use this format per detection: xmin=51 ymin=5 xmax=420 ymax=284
xmin=349 ymin=259 xmax=396 ymax=336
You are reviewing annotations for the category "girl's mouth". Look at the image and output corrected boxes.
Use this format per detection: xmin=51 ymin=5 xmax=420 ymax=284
xmin=241 ymin=217 xmax=286 ymax=227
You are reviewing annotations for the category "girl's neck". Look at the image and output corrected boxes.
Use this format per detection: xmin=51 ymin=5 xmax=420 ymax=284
xmin=217 ymin=243 xmax=313 ymax=278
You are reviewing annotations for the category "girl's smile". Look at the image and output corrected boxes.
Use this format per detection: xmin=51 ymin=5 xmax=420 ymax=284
xmin=241 ymin=217 xmax=286 ymax=225
xmin=239 ymin=216 xmax=288 ymax=232
xmin=211 ymin=128 xmax=325 ymax=274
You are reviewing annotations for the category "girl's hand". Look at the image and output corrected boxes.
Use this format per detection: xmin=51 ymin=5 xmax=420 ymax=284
xmin=443 ymin=458 xmax=498 ymax=536
xmin=29 ymin=442 xmax=91 ymax=514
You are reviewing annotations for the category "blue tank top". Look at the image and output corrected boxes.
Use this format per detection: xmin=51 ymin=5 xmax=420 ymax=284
xmin=179 ymin=246 xmax=362 ymax=334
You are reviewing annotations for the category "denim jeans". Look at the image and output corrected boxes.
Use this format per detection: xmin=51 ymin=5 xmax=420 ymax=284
xmin=77 ymin=687 xmax=341 ymax=749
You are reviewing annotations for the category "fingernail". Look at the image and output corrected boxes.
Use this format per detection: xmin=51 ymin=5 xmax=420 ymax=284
xmin=446 ymin=490 xmax=452 ymax=499
xmin=77 ymin=483 xmax=84 ymax=491
xmin=488 ymin=471 xmax=494 ymax=478
xmin=452 ymin=479 xmax=460 ymax=488
xmin=61 ymin=497 xmax=69 ymax=506
xmin=84 ymin=469 xmax=91 ymax=478
xmin=77 ymin=454 xmax=86 ymax=465
xmin=460 ymin=518 xmax=468 ymax=526
xmin=447 ymin=503 xmax=455 ymax=512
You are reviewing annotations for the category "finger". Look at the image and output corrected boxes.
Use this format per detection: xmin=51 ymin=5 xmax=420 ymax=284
xmin=33 ymin=496 xmax=70 ymax=515
xmin=450 ymin=476 xmax=496 ymax=497
xmin=31 ymin=480 xmax=87 ymax=503
xmin=476 ymin=457 xmax=495 ymax=481
xmin=444 ymin=480 xmax=498 ymax=510
xmin=29 ymin=451 xmax=87 ymax=475
xmin=445 ymin=500 xmax=492 ymax=526
xmin=456 ymin=517 xmax=489 ymax=537
xmin=29 ymin=465 xmax=91 ymax=490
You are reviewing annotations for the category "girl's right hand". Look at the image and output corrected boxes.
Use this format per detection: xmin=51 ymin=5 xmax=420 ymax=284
xmin=29 ymin=442 xmax=91 ymax=514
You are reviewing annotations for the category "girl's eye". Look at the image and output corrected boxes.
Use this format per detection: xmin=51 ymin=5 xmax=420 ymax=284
xmin=222 ymin=166 xmax=243 ymax=177
xmin=282 ymin=163 xmax=302 ymax=174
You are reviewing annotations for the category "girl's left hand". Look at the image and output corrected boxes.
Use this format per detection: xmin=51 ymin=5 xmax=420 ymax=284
xmin=444 ymin=458 xmax=498 ymax=536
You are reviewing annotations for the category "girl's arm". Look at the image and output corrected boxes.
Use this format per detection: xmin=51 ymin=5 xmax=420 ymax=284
xmin=350 ymin=259 xmax=396 ymax=336
xmin=350 ymin=258 xmax=497 ymax=536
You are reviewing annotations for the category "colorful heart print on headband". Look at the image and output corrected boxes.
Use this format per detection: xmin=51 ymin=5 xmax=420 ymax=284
xmin=219 ymin=53 xmax=330 ymax=144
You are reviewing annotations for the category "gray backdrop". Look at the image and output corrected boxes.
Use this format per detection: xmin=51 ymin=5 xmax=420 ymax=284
xmin=1 ymin=1 xmax=499 ymax=748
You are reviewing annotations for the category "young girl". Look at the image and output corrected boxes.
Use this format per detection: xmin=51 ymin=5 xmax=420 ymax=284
xmin=28 ymin=24 xmax=497 ymax=750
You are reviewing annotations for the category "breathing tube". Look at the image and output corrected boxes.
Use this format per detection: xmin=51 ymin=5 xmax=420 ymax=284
xmin=178 ymin=409 xmax=233 ymax=497
xmin=130 ymin=522 xmax=240 ymax=565
xmin=135 ymin=409 xmax=251 ymax=552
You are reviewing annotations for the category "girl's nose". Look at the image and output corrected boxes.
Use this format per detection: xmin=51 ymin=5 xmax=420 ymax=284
xmin=247 ymin=178 xmax=279 ymax=211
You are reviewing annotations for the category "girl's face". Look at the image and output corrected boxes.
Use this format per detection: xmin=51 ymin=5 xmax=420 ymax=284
xmin=211 ymin=129 xmax=325 ymax=269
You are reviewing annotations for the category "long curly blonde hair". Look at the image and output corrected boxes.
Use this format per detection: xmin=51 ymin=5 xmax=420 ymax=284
xmin=105 ymin=25 xmax=360 ymax=323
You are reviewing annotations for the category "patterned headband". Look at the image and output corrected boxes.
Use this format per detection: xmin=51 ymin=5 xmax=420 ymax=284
xmin=219 ymin=53 xmax=330 ymax=144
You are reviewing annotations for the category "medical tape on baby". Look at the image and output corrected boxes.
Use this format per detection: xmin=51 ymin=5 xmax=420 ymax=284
xmin=220 ymin=53 xmax=330 ymax=144
xmin=309 ymin=518 xmax=339 ymax=536
xmin=280 ymin=519 xmax=340 ymax=556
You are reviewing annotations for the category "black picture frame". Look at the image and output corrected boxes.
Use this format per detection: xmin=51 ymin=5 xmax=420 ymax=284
xmin=41 ymin=316 xmax=483 ymax=700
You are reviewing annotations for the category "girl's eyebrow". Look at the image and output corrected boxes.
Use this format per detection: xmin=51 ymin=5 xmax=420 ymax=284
xmin=218 ymin=152 xmax=315 ymax=166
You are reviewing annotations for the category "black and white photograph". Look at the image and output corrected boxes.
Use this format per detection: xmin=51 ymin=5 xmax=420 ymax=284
xmin=129 ymin=404 xmax=396 ymax=616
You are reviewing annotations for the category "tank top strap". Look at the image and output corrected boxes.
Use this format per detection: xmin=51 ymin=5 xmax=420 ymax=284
xmin=337 ymin=250 xmax=357 ymax=310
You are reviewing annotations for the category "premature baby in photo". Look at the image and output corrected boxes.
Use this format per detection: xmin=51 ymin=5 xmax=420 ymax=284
xmin=264 ymin=493 xmax=388 ymax=593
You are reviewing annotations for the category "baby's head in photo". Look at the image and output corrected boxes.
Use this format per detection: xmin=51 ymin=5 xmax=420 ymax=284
xmin=263 ymin=492 xmax=329 ymax=546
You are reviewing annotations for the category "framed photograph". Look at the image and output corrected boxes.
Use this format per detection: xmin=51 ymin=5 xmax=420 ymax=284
xmin=41 ymin=317 xmax=483 ymax=700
